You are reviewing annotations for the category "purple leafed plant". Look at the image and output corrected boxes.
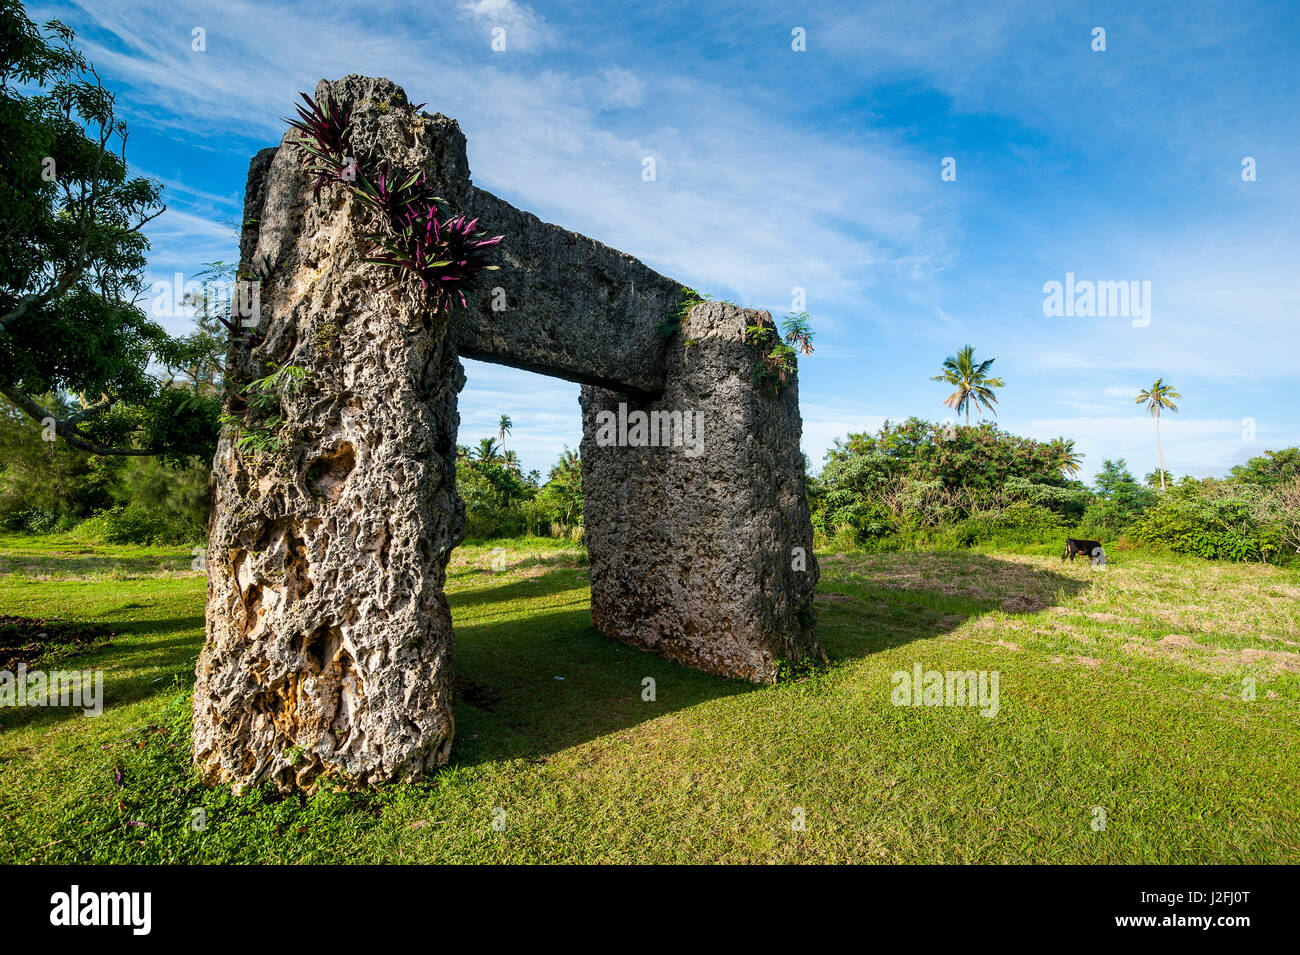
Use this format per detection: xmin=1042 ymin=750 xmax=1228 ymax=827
xmin=352 ymin=161 xmax=435 ymax=223
xmin=366 ymin=204 xmax=503 ymax=310
xmin=285 ymin=92 xmax=503 ymax=311
xmin=284 ymin=92 xmax=354 ymax=198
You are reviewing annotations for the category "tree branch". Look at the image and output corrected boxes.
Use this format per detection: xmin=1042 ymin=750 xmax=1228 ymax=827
xmin=0 ymin=384 xmax=155 ymax=456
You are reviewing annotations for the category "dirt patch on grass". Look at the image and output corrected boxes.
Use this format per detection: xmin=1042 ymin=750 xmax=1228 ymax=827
xmin=1127 ymin=632 xmax=1300 ymax=674
xmin=1158 ymin=633 xmax=1199 ymax=651
xmin=0 ymin=616 xmax=115 ymax=671
xmin=1000 ymin=595 xmax=1037 ymax=613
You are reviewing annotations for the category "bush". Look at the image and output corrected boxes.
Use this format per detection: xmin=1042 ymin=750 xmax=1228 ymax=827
xmin=983 ymin=502 xmax=1067 ymax=544
xmin=71 ymin=504 xmax=203 ymax=545
xmin=0 ymin=508 xmax=80 ymax=533
xmin=1077 ymin=500 xmax=1128 ymax=541
xmin=1129 ymin=488 xmax=1279 ymax=562
xmin=1003 ymin=476 xmax=1092 ymax=521
xmin=1257 ymin=477 xmax=1300 ymax=561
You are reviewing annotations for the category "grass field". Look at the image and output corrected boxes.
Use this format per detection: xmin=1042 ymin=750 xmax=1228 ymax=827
xmin=1 ymin=532 xmax=1297 ymax=863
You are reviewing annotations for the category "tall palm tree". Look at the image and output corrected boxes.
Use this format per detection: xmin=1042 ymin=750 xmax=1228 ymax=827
xmin=1048 ymin=437 xmax=1084 ymax=476
xmin=1135 ymin=378 xmax=1181 ymax=490
xmin=931 ymin=345 xmax=1005 ymax=425
xmin=498 ymin=414 xmax=512 ymax=450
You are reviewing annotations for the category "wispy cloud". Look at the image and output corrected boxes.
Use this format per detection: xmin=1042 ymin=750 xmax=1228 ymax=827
xmin=45 ymin=0 xmax=1300 ymax=478
xmin=455 ymin=0 xmax=555 ymax=53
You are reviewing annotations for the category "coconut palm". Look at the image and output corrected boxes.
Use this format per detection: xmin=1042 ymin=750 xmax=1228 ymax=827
xmin=503 ymin=449 xmax=520 ymax=472
xmin=475 ymin=437 xmax=501 ymax=463
xmin=1048 ymin=437 xmax=1084 ymax=476
xmin=1135 ymin=378 xmax=1181 ymax=490
xmin=497 ymin=414 xmax=512 ymax=449
xmin=931 ymin=345 xmax=1005 ymax=425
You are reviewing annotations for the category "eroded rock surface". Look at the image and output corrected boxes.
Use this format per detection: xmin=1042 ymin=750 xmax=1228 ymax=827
xmin=193 ymin=77 xmax=467 ymax=790
xmin=580 ymin=302 xmax=824 ymax=684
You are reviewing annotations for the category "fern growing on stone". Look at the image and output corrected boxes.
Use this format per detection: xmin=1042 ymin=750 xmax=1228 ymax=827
xmin=746 ymin=311 xmax=815 ymax=388
xmin=218 ymin=363 xmax=306 ymax=457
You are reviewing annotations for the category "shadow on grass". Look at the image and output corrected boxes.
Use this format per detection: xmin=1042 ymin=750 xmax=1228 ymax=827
xmin=814 ymin=550 xmax=1090 ymax=661
xmin=448 ymin=599 xmax=755 ymax=769
xmin=0 ymin=551 xmax=1091 ymax=768
xmin=0 ymin=617 xmax=203 ymax=734
xmin=446 ymin=553 xmax=1092 ymax=766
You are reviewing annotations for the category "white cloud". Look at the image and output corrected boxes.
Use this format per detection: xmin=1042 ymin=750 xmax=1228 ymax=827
xmin=53 ymin=0 xmax=1299 ymax=483
xmin=72 ymin=1 xmax=953 ymax=338
xmin=455 ymin=0 xmax=554 ymax=52
xmin=595 ymin=68 xmax=643 ymax=109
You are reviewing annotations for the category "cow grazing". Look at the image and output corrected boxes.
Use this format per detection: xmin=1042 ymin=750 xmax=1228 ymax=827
xmin=1062 ymin=538 xmax=1105 ymax=566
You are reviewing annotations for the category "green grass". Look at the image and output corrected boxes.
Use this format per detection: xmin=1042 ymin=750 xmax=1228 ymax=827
xmin=1 ymin=533 xmax=1297 ymax=863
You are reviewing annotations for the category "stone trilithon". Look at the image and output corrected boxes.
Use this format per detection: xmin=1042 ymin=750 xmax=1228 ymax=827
xmin=192 ymin=75 xmax=823 ymax=791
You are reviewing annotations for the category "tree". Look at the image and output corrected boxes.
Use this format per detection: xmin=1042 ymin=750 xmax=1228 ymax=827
xmin=1143 ymin=469 xmax=1178 ymax=489
xmin=497 ymin=414 xmax=512 ymax=449
xmin=531 ymin=447 xmax=582 ymax=529
xmin=0 ymin=2 xmax=217 ymax=463
xmin=1094 ymin=458 xmax=1156 ymax=511
xmin=1094 ymin=459 xmax=1136 ymax=499
xmin=1230 ymin=448 xmax=1300 ymax=488
xmin=931 ymin=345 xmax=1005 ymax=425
xmin=0 ymin=393 xmax=116 ymax=529
xmin=171 ymin=260 xmax=233 ymax=396
xmin=1135 ymin=378 xmax=1181 ymax=490
xmin=502 ymin=449 xmax=520 ymax=472
xmin=474 ymin=437 xmax=501 ymax=464
xmin=1047 ymin=437 xmax=1084 ymax=476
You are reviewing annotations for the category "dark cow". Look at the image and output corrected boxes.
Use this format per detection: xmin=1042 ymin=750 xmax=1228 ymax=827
xmin=1062 ymin=538 xmax=1105 ymax=565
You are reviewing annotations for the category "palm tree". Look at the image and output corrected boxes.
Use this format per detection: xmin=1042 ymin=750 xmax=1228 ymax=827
xmin=497 ymin=414 xmax=512 ymax=450
xmin=1048 ymin=437 xmax=1084 ymax=476
xmin=1135 ymin=378 xmax=1181 ymax=490
xmin=475 ymin=437 xmax=501 ymax=463
xmin=931 ymin=345 xmax=1005 ymax=425
xmin=503 ymin=449 xmax=520 ymax=472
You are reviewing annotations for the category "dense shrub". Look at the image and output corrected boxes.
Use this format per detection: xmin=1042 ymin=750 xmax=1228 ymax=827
xmin=1002 ymin=476 xmax=1091 ymax=521
xmin=1129 ymin=484 xmax=1280 ymax=561
xmin=1076 ymin=500 xmax=1127 ymax=541
xmin=1256 ymin=477 xmax=1300 ymax=560
xmin=463 ymin=504 xmax=528 ymax=541
xmin=824 ymin=417 xmax=1071 ymax=492
xmin=71 ymin=504 xmax=202 ymax=545
xmin=812 ymin=419 xmax=1086 ymax=551
xmin=455 ymin=445 xmax=582 ymax=541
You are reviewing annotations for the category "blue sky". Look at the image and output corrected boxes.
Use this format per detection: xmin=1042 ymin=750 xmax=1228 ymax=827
xmin=36 ymin=0 xmax=1300 ymax=481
